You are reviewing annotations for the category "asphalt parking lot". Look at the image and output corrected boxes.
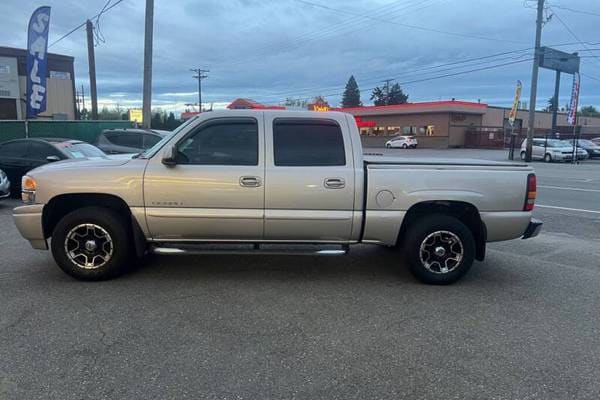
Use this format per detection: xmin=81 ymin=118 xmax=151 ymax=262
xmin=1 ymin=150 xmax=600 ymax=399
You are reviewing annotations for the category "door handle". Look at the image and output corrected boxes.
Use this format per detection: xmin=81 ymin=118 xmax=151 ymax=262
xmin=240 ymin=176 xmax=262 ymax=187
xmin=324 ymin=177 xmax=345 ymax=189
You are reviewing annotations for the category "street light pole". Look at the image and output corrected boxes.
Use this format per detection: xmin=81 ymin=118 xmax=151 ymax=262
xmin=525 ymin=0 xmax=545 ymax=162
xmin=142 ymin=0 xmax=154 ymax=128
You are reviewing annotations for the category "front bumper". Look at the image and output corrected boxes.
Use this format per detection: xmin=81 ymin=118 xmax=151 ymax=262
xmin=522 ymin=218 xmax=543 ymax=239
xmin=12 ymin=204 xmax=47 ymax=250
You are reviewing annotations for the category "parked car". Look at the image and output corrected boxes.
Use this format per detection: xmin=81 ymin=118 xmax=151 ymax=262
xmin=14 ymin=110 xmax=542 ymax=285
xmin=0 ymin=138 xmax=106 ymax=194
xmin=568 ymin=139 xmax=600 ymax=158
xmin=94 ymin=129 xmax=169 ymax=154
xmin=385 ymin=135 xmax=417 ymax=149
xmin=0 ymin=168 xmax=10 ymax=199
xmin=520 ymin=138 xmax=588 ymax=162
xmin=590 ymin=137 xmax=600 ymax=146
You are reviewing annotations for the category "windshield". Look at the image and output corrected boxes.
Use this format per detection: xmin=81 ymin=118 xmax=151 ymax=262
xmin=57 ymin=142 xmax=106 ymax=158
xmin=137 ymin=117 xmax=197 ymax=159
xmin=574 ymin=139 xmax=594 ymax=146
xmin=540 ymin=139 xmax=563 ymax=148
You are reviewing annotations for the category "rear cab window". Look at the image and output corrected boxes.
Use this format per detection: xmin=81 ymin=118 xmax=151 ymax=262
xmin=273 ymin=119 xmax=346 ymax=166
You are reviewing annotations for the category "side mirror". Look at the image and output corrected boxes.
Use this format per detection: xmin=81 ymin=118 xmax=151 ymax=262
xmin=46 ymin=155 xmax=60 ymax=162
xmin=161 ymin=145 xmax=177 ymax=166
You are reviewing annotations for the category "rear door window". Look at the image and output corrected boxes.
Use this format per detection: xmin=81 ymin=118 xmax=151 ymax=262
xmin=0 ymin=141 xmax=28 ymax=158
xmin=28 ymin=142 xmax=62 ymax=161
xmin=112 ymin=133 xmax=142 ymax=148
xmin=273 ymin=119 xmax=346 ymax=166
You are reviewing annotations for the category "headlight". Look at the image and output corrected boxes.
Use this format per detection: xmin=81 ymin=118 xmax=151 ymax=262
xmin=21 ymin=176 xmax=37 ymax=204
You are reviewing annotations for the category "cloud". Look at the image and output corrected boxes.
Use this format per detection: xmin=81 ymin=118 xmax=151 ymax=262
xmin=3 ymin=0 xmax=599 ymax=113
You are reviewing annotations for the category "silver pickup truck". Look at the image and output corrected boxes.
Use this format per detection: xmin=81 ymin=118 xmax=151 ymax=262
xmin=13 ymin=110 xmax=541 ymax=284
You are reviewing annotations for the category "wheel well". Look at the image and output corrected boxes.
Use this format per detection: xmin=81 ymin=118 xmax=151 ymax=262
xmin=43 ymin=193 xmax=132 ymax=239
xmin=397 ymin=201 xmax=487 ymax=261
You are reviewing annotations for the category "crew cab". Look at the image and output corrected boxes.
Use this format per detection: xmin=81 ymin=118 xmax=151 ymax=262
xmin=13 ymin=110 xmax=542 ymax=284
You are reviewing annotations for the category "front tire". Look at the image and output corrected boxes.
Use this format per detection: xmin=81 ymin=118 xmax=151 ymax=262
xmin=386 ymin=143 xmax=391 ymax=148
xmin=51 ymin=207 xmax=133 ymax=281
xmin=544 ymin=153 xmax=552 ymax=163
xmin=403 ymin=215 xmax=475 ymax=285
xmin=402 ymin=143 xmax=408 ymax=149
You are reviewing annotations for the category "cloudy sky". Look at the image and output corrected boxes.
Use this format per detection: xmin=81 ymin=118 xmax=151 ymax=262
xmin=3 ymin=0 xmax=600 ymax=113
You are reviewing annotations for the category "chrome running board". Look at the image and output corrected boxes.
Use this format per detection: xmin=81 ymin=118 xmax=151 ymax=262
xmin=150 ymin=243 xmax=348 ymax=256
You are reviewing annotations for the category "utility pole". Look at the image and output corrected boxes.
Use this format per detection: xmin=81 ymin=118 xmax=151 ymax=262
xmin=550 ymin=71 xmax=560 ymax=135
xmin=191 ymin=68 xmax=209 ymax=112
xmin=81 ymin=84 xmax=86 ymax=114
xmin=525 ymin=0 xmax=545 ymax=162
xmin=85 ymin=19 xmax=98 ymax=120
xmin=382 ymin=78 xmax=393 ymax=105
xmin=142 ymin=0 xmax=154 ymax=128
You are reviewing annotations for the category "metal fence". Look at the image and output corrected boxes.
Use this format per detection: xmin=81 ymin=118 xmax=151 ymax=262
xmin=0 ymin=120 xmax=135 ymax=143
xmin=465 ymin=126 xmax=600 ymax=149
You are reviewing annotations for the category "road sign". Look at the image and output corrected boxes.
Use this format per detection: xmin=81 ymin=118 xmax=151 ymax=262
xmin=129 ymin=108 xmax=143 ymax=123
xmin=539 ymin=47 xmax=580 ymax=74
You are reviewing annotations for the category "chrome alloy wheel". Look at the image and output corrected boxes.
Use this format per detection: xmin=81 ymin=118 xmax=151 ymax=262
xmin=419 ymin=230 xmax=464 ymax=274
xmin=64 ymin=223 xmax=114 ymax=269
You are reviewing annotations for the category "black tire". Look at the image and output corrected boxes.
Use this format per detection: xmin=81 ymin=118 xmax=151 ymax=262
xmin=544 ymin=153 xmax=552 ymax=163
xmin=520 ymin=151 xmax=526 ymax=161
xmin=402 ymin=143 xmax=408 ymax=149
xmin=403 ymin=214 xmax=475 ymax=285
xmin=386 ymin=144 xmax=391 ymax=148
xmin=51 ymin=207 xmax=133 ymax=281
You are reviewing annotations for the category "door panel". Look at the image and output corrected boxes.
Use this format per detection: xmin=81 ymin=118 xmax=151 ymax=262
xmin=264 ymin=115 xmax=355 ymax=242
xmin=143 ymin=116 xmax=264 ymax=240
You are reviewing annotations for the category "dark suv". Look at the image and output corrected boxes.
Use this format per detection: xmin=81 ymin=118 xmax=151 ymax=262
xmin=94 ymin=129 xmax=170 ymax=154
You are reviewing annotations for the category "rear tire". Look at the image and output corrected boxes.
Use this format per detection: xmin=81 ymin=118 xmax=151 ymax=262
xmin=51 ymin=207 xmax=133 ymax=281
xmin=402 ymin=214 xmax=475 ymax=285
xmin=520 ymin=151 xmax=526 ymax=161
xmin=544 ymin=153 xmax=552 ymax=163
xmin=402 ymin=143 xmax=408 ymax=149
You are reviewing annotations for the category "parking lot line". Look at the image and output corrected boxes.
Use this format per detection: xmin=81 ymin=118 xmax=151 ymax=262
xmin=536 ymin=205 xmax=600 ymax=214
xmin=538 ymin=185 xmax=600 ymax=193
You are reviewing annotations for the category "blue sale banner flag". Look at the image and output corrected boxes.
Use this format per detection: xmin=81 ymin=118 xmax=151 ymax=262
xmin=26 ymin=6 xmax=51 ymax=118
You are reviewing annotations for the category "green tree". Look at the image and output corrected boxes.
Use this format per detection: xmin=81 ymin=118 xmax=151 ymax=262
xmin=579 ymin=105 xmax=600 ymax=117
xmin=341 ymin=75 xmax=361 ymax=107
xmin=370 ymin=81 xmax=408 ymax=106
xmin=151 ymin=110 xmax=165 ymax=129
xmin=166 ymin=112 xmax=180 ymax=130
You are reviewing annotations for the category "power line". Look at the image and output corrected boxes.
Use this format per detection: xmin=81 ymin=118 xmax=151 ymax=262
xmin=278 ymin=58 xmax=534 ymax=103
xmin=48 ymin=0 xmax=126 ymax=48
xmin=224 ymin=0 xmax=439 ymax=68
xmin=549 ymin=8 xmax=600 ymax=68
xmin=548 ymin=4 xmax=600 ymax=18
xmin=294 ymin=0 xmax=527 ymax=44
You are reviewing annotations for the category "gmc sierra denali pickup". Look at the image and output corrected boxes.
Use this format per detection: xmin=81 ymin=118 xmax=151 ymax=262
xmin=13 ymin=110 xmax=542 ymax=284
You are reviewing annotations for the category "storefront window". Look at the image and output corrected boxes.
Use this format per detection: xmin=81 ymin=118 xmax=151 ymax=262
xmin=417 ymin=125 xmax=435 ymax=136
xmin=386 ymin=126 xmax=400 ymax=136
xmin=402 ymin=126 xmax=417 ymax=135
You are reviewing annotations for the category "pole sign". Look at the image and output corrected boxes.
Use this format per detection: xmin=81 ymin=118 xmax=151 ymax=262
xmin=567 ymin=72 xmax=580 ymax=126
xmin=508 ymin=80 xmax=522 ymax=127
xmin=26 ymin=6 xmax=51 ymax=119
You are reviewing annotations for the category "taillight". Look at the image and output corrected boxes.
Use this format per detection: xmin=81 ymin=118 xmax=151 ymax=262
xmin=524 ymin=173 xmax=536 ymax=211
